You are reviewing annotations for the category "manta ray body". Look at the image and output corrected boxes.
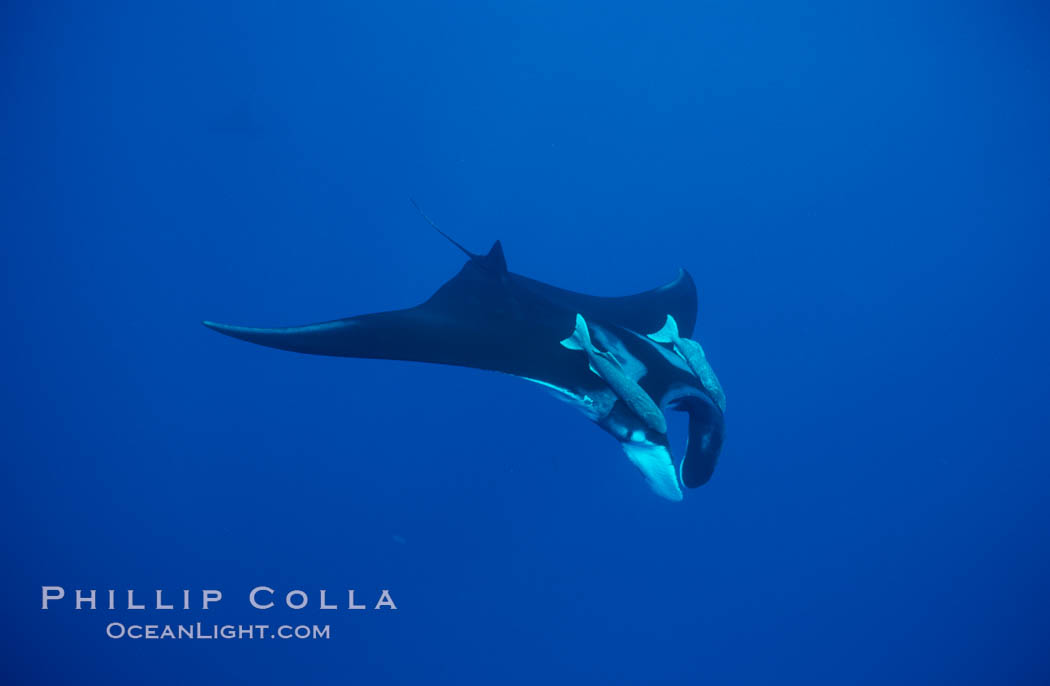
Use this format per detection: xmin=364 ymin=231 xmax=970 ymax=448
xmin=204 ymin=236 xmax=725 ymax=501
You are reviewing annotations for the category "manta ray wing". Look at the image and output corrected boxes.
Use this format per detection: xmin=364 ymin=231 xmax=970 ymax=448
xmin=507 ymin=268 xmax=697 ymax=339
xmin=204 ymin=243 xmax=696 ymax=385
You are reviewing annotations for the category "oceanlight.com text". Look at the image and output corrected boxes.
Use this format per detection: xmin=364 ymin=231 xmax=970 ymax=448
xmin=105 ymin=622 xmax=331 ymax=640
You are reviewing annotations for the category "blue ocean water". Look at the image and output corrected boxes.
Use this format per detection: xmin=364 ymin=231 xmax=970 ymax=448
xmin=4 ymin=1 xmax=1049 ymax=684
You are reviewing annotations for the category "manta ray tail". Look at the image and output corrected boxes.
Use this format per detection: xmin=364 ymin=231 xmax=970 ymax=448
xmin=648 ymin=314 xmax=679 ymax=344
xmin=559 ymin=313 xmax=592 ymax=352
xmin=411 ymin=198 xmax=507 ymax=274
xmin=410 ymin=197 xmax=476 ymax=259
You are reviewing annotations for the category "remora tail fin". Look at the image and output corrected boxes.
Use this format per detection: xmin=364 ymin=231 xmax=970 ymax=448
xmin=648 ymin=314 xmax=680 ymax=344
xmin=559 ymin=313 xmax=592 ymax=352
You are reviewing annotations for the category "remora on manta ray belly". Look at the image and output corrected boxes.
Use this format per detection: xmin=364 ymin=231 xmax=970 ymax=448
xmin=649 ymin=314 xmax=726 ymax=413
xmin=203 ymin=218 xmax=726 ymax=501
xmin=560 ymin=313 xmax=668 ymax=435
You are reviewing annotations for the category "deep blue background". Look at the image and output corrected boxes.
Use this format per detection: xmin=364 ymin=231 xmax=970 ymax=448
xmin=4 ymin=1 xmax=1049 ymax=684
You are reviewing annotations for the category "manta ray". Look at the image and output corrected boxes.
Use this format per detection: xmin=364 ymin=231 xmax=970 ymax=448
xmin=204 ymin=228 xmax=725 ymax=501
